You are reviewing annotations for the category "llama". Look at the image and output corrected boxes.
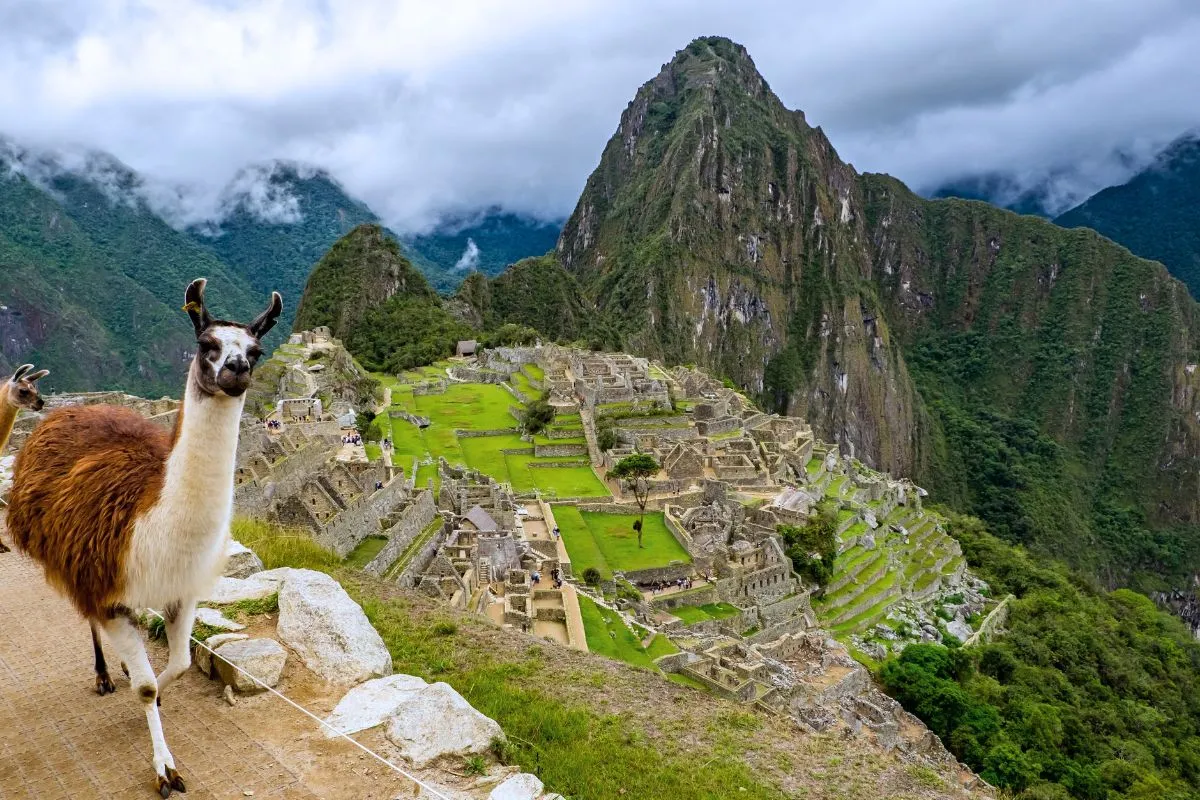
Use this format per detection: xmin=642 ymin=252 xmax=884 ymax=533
xmin=0 ymin=363 xmax=48 ymax=551
xmin=7 ymin=279 xmax=281 ymax=798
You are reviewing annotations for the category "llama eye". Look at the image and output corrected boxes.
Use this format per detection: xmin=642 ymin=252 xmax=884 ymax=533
xmin=247 ymin=347 xmax=262 ymax=361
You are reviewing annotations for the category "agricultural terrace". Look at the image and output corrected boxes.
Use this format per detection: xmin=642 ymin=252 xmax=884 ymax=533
xmin=577 ymin=594 xmax=677 ymax=669
xmin=378 ymin=366 xmax=609 ymax=498
xmin=553 ymin=507 xmax=691 ymax=580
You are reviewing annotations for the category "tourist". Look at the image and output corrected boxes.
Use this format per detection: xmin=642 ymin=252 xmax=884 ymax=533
xmin=532 ymin=570 xmax=541 ymax=584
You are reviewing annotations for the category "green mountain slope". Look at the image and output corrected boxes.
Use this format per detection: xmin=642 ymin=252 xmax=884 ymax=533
xmin=189 ymin=163 xmax=381 ymax=323
xmin=0 ymin=148 xmax=260 ymax=396
xmin=1055 ymin=134 xmax=1200 ymax=299
xmin=293 ymin=223 xmax=472 ymax=372
xmin=468 ymin=37 xmax=1200 ymax=586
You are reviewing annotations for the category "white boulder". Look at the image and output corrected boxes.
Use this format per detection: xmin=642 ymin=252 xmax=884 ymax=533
xmin=276 ymin=569 xmax=392 ymax=685
xmin=384 ymin=682 xmax=504 ymax=767
xmin=207 ymin=576 xmax=278 ymax=604
xmin=322 ymin=674 xmax=428 ymax=737
xmin=946 ymin=618 xmax=973 ymax=644
xmin=195 ymin=633 xmax=249 ymax=677
xmin=222 ymin=539 xmax=264 ymax=579
xmin=214 ymin=637 xmax=288 ymax=693
xmin=194 ymin=607 xmax=245 ymax=632
xmin=488 ymin=773 xmax=544 ymax=800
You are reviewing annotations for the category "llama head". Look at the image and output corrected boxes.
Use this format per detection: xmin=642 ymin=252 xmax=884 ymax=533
xmin=184 ymin=278 xmax=283 ymax=399
xmin=5 ymin=364 xmax=48 ymax=411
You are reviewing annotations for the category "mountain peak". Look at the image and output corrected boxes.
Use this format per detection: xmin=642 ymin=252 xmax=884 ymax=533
xmin=655 ymin=36 xmax=770 ymax=99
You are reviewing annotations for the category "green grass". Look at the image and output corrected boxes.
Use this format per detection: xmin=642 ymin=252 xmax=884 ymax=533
xmin=578 ymin=595 xmax=668 ymax=669
xmin=365 ymin=442 xmax=382 ymax=461
xmin=346 ymin=535 xmax=389 ymax=569
xmin=231 ymin=517 xmax=342 ymax=572
xmin=555 ymin=508 xmax=691 ymax=579
xmin=669 ymin=602 xmax=741 ymax=624
xmin=523 ymin=363 xmax=545 ymax=381
xmin=413 ymin=383 xmax=521 ymax=430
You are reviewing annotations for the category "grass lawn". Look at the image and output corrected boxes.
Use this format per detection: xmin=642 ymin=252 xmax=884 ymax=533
xmin=523 ymin=363 xmax=545 ymax=381
xmin=413 ymin=383 xmax=520 ymax=431
xmin=578 ymin=595 xmax=676 ymax=669
xmin=669 ymin=602 xmax=741 ymax=625
xmin=345 ymin=535 xmax=388 ymax=569
xmin=555 ymin=508 xmax=690 ymax=579
xmin=364 ymin=442 xmax=382 ymax=461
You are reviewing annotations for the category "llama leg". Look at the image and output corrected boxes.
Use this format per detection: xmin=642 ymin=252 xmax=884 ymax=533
xmin=155 ymin=600 xmax=195 ymax=702
xmin=91 ymin=622 xmax=117 ymax=695
xmin=101 ymin=613 xmax=186 ymax=797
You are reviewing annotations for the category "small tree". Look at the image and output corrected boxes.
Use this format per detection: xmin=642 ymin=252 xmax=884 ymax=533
xmin=596 ymin=418 xmax=617 ymax=451
xmin=778 ymin=502 xmax=837 ymax=587
xmin=606 ymin=453 xmax=659 ymax=548
xmin=582 ymin=567 xmax=602 ymax=587
xmin=355 ymin=409 xmax=376 ymax=438
xmin=522 ymin=391 xmax=555 ymax=435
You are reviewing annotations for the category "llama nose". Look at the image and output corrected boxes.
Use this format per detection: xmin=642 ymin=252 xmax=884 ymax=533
xmin=226 ymin=356 xmax=250 ymax=375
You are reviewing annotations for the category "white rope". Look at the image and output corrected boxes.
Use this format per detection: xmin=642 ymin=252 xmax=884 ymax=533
xmin=144 ymin=607 xmax=454 ymax=800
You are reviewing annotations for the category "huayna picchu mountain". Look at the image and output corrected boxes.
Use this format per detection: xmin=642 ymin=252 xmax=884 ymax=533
xmin=453 ymin=36 xmax=1200 ymax=587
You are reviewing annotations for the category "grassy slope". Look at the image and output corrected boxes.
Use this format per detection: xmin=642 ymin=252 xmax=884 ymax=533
xmin=555 ymin=508 xmax=689 ymax=579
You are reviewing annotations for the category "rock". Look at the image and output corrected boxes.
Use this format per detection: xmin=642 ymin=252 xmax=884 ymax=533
xmin=945 ymin=618 xmax=973 ymax=643
xmin=859 ymin=532 xmax=876 ymax=549
xmin=322 ymin=674 xmax=429 ymax=737
xmin=384 ymin=682 xmax=504 ymax=767
xmin=195 ymin=607 xmax=245 ymax=632
xmin=207 ymin=576 xmax=279 ymax=604
xmin=195 ymin=633 xmax=249 ymax=677
xmin=873 ymin=623 xmax=898 ymax=641
xmin=214 ymin=638 xmax=288 ymax=693
xmin=276 ymin=569 xmax=392 ymax=685
xmin=488 ymin=773 xmax=544 ymax=800
xmin=223 ymin=539 xmax=264 ymax=579
xmin=224 ymin=684 xmax=237 ymax=706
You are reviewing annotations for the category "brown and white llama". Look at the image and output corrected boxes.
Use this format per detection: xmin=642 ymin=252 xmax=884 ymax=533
xmin=7 ymin=279 xmax=281 ymax=798
xmin=0 ymin=363 xmax=49 ymax=551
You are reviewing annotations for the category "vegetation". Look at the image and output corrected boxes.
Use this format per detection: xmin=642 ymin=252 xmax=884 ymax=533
xmin=879 ymin=512 xmax=1200 ymax=799
xmin=403 ymin=211 xmax=562 ymax=293
xmin=778 ymin=503 xmax=838 ymax=587
xmin=605 ymin=453 xmax=660 ymax=547
xmin=577 ymin=595 xmax=677 ymax=669
xmin=521 ymin=391 xmax=556 ymax=435
xmin=553 ymin=507 xmax=689 ymax=579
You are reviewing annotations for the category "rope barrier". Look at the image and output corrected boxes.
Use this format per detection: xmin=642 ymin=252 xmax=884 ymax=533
xmin=144 ymin=607 xmax=455 ymax=800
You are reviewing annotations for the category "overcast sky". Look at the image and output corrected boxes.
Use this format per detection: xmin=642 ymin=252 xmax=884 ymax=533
xmin=2 ymin=0 xmax=1198 ymax=231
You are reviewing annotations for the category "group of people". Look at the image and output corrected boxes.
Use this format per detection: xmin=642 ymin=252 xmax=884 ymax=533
xmin=530 ymin=566 xmax=565 ymax=589
xmin=264 ymin=418 xmax=283 ymax=431
xmin=342 ymin=433 xmax=364 ymax=446
xmin=645 ymin=574 xmax=706 ymax=594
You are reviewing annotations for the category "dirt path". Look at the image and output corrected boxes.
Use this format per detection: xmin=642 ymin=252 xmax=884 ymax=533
xmin=0 ymin=536 xmax=422 ymax=800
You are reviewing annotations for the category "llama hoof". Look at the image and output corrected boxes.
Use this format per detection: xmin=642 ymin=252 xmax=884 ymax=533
xmin=121 ymin=662 xmax=129 ymax=677
xmin=155 ymin=767 xmax=186 ymax=797
xmin=95 ymin=672 xmax=116 ymax=695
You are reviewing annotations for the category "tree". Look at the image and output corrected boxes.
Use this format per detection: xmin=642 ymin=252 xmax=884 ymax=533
xmin=596 ymin=418 xmax=617 ymax=451
xmin=355 ymin=409 xmax=376 ymax=437
xmin=778 ymin=503 xmax=837 ymax=587
xmin=606 ymin=453 xmax=659 ymax=548
xmin=522 ymin=391 xmax=556 ymax=435
xmin=582 ymin=567 xmax=602 ymax=587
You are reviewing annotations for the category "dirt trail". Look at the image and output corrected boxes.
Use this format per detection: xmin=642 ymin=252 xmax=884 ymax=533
xmin=0 ymin=534 xmax=422 ymax=800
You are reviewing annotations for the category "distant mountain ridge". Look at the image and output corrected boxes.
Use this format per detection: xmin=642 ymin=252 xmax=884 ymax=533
xmin=1055 ymin=132 xmax=1200 ymax=298
xmin=0 ymin=137 xmax=558 ymax=393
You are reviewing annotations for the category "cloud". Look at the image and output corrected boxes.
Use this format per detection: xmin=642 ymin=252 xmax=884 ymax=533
xmin=2 ymin=0 xmax=1199 ymax=230
xmin=453 ymin=239 xmax=482 ymax=272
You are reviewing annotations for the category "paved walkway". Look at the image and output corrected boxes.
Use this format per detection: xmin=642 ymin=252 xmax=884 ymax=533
xmin=0 ymin=538 xmax=408 ymax=800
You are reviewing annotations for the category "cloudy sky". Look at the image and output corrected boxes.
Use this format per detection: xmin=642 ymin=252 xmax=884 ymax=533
xmin=2 ymin=0 xmax=1198 ymax=230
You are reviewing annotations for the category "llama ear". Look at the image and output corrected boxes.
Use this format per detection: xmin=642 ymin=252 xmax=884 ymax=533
xmin=184 ymin=278 xmax=213 ymax=337
xmin=10 ymin=364 xmax=33 ymax=382
xmin=26 ymin=369 xmax=49 ymax=382
xmin=249 ymin=291 xmax=283 ymax=340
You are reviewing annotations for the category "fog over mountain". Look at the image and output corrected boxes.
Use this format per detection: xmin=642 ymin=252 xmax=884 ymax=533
xmin=3 ymin=0 xmax=1200 ymax=230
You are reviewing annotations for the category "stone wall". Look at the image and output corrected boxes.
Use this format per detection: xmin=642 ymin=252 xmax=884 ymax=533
xmin=399 ymin=518 xmax=454 ymax=588
xmin=696 ymin=417 xmax=741 ymax=437
xmin=534 ymin=443 xmax=588 ymax=458
xmin=757 ymin=591 xmax=813 ymax=628
xmin=313 ymin=476 xmax=410 ymax=557
xmin=621 ymin=563 xmax=693 ymax=585
xmin=363 ymin=490 xmax=438 ymax=576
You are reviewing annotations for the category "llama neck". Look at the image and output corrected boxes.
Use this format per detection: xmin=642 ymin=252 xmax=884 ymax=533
xmin=0 ymin=388 xmax=17 ymax=456
xmin=160 ymin=380 xmax=245 ymax=513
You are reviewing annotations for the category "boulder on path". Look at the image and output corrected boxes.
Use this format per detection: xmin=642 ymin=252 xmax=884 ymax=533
xmin=195 ymin=607 xmax=245 ymax=632
xmin=195 ymin=633 xmax=249 ymax=677
xmin=384 ymin=682 xmax=504 ymax=767
xmin=222 ymin=539 xmax=264 ymax=579
xmin=322 ymin=674 xmax=428 ymax=737
xmin=488 ymin=773 xmax=544 ymax=800
xmin=276 ymin=569 xmax=392 ymax=685
xmin=214 ymin=637 xmax=288 ymax=693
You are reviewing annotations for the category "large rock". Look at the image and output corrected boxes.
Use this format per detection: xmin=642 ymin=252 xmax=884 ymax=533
xmin=322 ymin=674 xmax=429 ymax=737
xmin=207 ymin=575 xmax=278 ymax=604
xmin=214 ymin=638 xmax=288 ymax=693
xmin=384 ymin=682 xmax=504 ymax=767
xmin=223 ymin=539 xmax=264 ymax=579
xmin=195 ymin=633 xmax=249 ymax=677
xmin=488 ymin=773 xmax=544 ymax=800
xmin=195 ymin=607 xmax=245 ymax=632
xmin=276 ymin=569 xmax=392 ymax=685
xmin=945 ymin=618 xmax=973 ymax=644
